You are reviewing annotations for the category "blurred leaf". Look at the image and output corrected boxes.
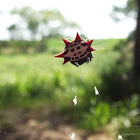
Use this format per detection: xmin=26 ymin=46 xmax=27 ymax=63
xmin=8 ymin=6 xmax=79 ymax=40
xmin=110 ymin=0 xmax=138 ymax=21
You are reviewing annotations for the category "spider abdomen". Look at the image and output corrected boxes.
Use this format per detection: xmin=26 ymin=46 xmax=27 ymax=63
xmin=55 ymin=33 xmax=96 ymax=67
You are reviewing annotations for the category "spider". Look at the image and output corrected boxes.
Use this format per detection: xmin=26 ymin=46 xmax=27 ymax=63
xmin=55 ymin=32 xmax=96 ymax=67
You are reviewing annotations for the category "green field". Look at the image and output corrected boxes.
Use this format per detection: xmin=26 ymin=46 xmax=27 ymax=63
xmin=1 ymin=38 xmax=139 ymax=135
xmin=0 ymin=38 xmax=121 ymax=107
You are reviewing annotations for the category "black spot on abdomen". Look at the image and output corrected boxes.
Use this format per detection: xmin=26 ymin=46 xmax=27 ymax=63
xmin=80 ymin=54 xmax=85 ymax=57
xmin=81 ymin=43 xmax=86 ymax=46
xmin=64 ymin=49 xmax=69 ymax=54
xmin=71 ymin=49 xmax=74 ymax=52
xmin=70 ymin=42 xmax=78 ymax=47
xmin=77 ymin=46 xmax=80 ymax=49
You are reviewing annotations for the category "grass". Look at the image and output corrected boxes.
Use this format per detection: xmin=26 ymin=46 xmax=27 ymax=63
xmin=0 ymin=38 xmax=132 ymax=131
xmin=0 ymin=38 xmax=123 ymax=109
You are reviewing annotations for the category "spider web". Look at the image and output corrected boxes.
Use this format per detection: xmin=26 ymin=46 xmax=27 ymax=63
xmin=0 ymin=0 xmax=140 ymax=140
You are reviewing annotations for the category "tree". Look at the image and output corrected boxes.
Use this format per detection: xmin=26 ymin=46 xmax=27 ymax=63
xmin=8 ymin=7 xmax=79 ymax=51
xmin=7 ymin=24 xmax=18 ymax=40
xmin=111 ymin=0 xmax=140 ymax=93
xmin=134 ymin=0 xmax=140 ymax=93
xmin=10 ymin=7 xmax=79 ymax=40
xmin=110 ymin=0 xmax=138 ymax=21
xmin=110 ymin=0 xmax=138 ymax=39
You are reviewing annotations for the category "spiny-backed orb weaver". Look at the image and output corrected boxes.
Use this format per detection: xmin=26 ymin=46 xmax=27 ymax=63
xmin=55 ymin=33 xmax=96 ymax=67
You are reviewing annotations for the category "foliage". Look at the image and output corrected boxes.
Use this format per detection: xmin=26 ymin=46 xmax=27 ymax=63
xmin=100 ymin=39 xmax=134 ymax=101
xmin=80 ymin=102 xmax=111 ymax=130
xmin=7 ymin=6 xmax=79 ymax=53
xmin=0 ymin=40 xmax=45 ymax=54
xmin=110 ymin=0 xmax=138 ymax=21
xmin=0 ymin=38 xmax=137 ymax=131
xmin=8 ymin=7 xmax=79 ymax=41
xmin=110 ymin=0 xmax=138 ymax=41
xmin=113 ymin=39 xmax=127 ymax=51
xmin=116 ymin=94 xmax=140 ymax=140
xmin=111 ymin=0 xmax=140 ymax=102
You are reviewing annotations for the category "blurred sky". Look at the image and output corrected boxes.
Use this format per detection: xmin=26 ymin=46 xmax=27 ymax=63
xmin=0 ymin=0 xmax=136 ymax=39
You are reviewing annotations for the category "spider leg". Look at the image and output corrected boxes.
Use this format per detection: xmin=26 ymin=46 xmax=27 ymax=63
xmin=87 ymin=57 xmax=89 ymax=63
xmin=71 ymin=61 xmax=79 ymax=67
xmin=75 ymin=62 xmax=79 ymax=67
xmin=77 ymin=60 xmax=83 ymax=65
xmin=89 ymin=56 xmax=92 ymax=61
xmin=88 ymin=53 xmax=93 ymax=61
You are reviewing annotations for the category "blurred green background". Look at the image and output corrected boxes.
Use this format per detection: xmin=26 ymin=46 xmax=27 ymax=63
xmin=0 ymin=0 xmax=140 ymax=140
